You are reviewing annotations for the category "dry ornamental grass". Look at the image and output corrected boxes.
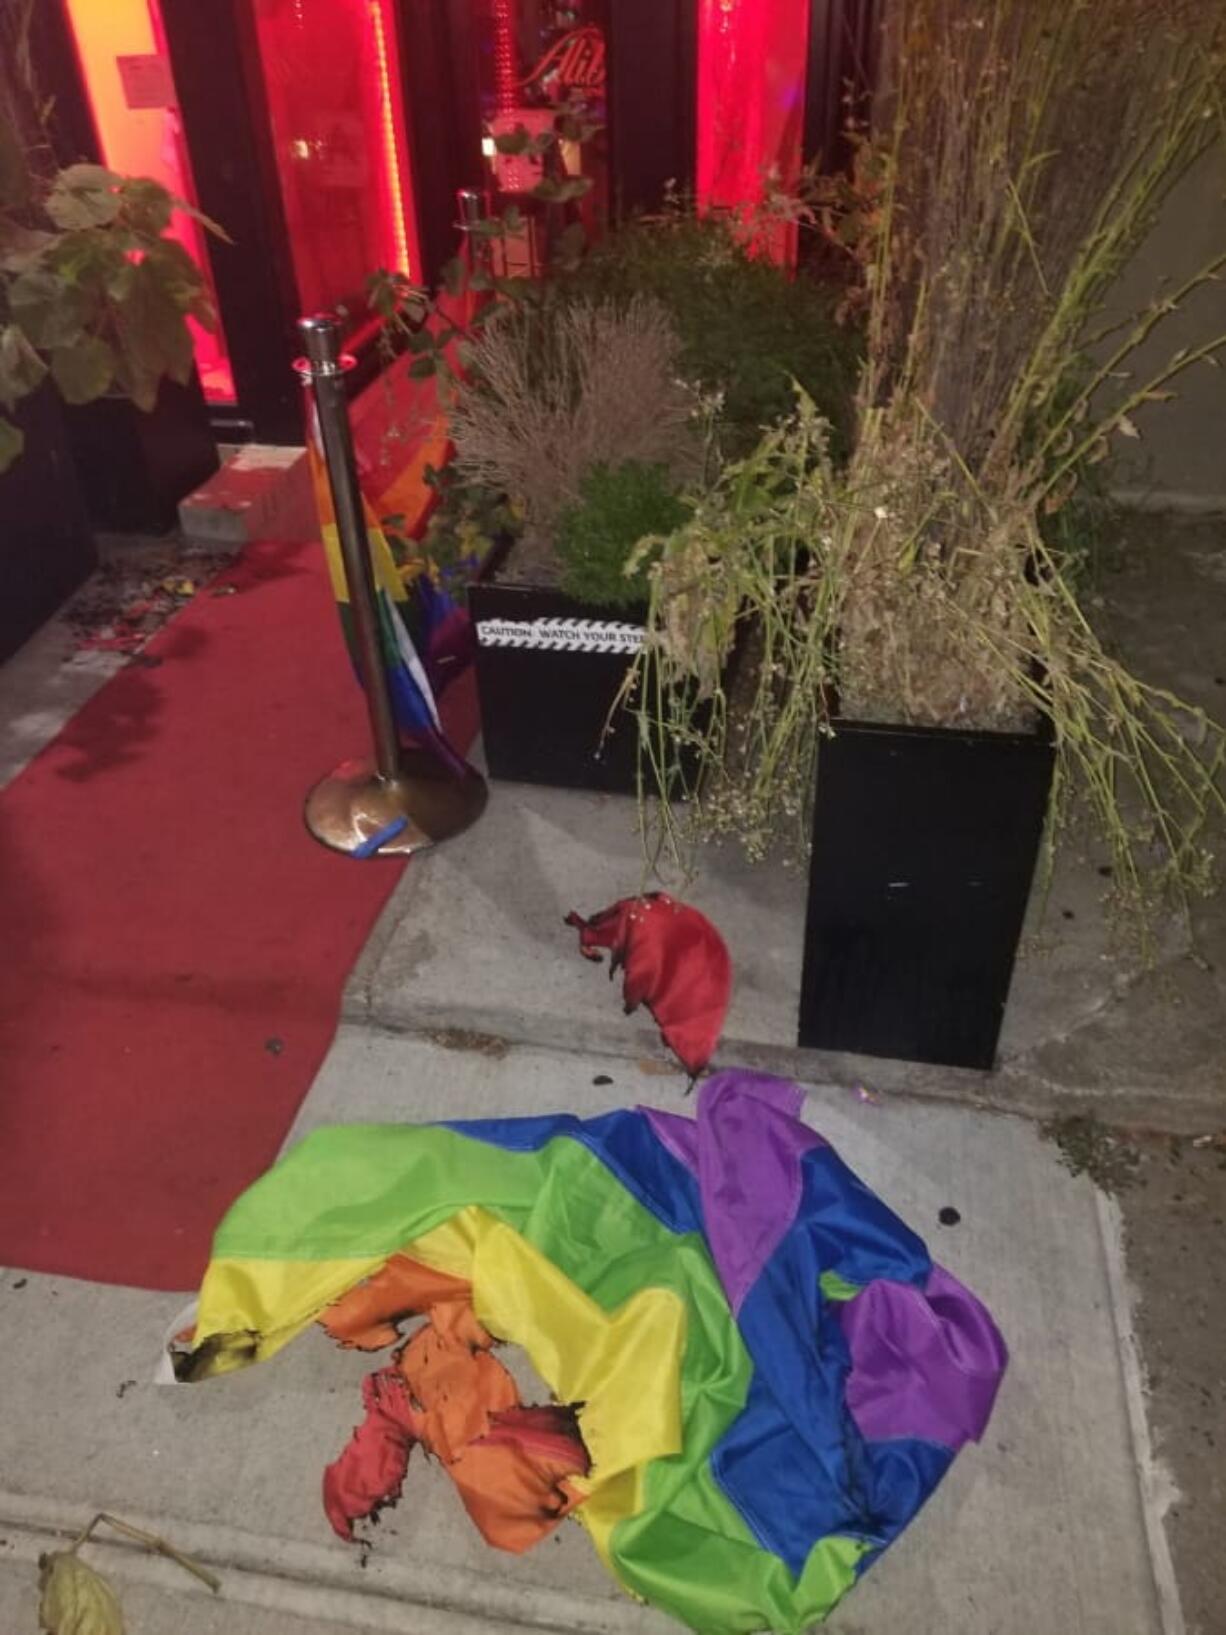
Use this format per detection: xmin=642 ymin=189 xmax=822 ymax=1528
xmin=449 ymin=296 xmax=702 ymax=583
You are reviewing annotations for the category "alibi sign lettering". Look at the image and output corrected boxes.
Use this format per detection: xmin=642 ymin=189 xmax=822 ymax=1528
xmin=524 ymin=25 xmax=606 ymax=98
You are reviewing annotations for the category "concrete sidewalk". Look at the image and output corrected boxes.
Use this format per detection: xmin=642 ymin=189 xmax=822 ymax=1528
xmin=343 ymin=764 xmax=1219 ymax=1132
xmin=1 ymin=519 xmax=1221 ymax=1633
xmin=0 ymin=1033 xmax=1176 ymax=1635
xmin=341 ymin=512 xmax=1226 ymax=1137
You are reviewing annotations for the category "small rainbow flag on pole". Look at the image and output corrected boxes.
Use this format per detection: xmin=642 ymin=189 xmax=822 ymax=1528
xmin=304 ymin=386 xmax=473 ymax=762
xmin=303 ymin=269 xmax=487 ymax=767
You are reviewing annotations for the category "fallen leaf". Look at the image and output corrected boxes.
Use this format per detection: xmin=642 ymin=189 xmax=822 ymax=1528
xmin=38 ymin=1551 xmax=125 ymax=1635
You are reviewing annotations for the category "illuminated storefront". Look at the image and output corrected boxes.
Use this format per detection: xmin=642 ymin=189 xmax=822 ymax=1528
xmin=45 ymin=0 xmax=876 ymax=442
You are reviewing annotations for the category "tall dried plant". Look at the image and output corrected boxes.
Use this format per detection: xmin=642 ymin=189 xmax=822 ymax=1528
xmin=841 ymin=0 xmax=1226 ymax=728
xmin=866 ymin=0 xmax=1224 ymax=475
xmin=448 ymin=296 xmax=701 ymax=577
xmin=630 ymin=0 xmax=1226 ymax=926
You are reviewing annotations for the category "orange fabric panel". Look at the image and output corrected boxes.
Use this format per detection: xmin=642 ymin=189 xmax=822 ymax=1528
xmin=321 ymin=1254 xmax=590 ymax=1552
xmin=321 ymin=1253 xmax=475 ymax=1350
xmin=399 ymin=1319 xmax=518 ymax=1463
xmin=447 ymin=1437 xmax=585 ymax=1554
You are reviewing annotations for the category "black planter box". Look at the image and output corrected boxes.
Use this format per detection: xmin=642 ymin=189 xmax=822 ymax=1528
xmin=470 ymin=579 xmax=647 ymax=793
xmin=0 ymin=387 xmax=95 ymax=664
xmin=65 ymin=372 xmax=219 ymax=535
xmin=798 ymin=715 xmax=1055 ymax=1071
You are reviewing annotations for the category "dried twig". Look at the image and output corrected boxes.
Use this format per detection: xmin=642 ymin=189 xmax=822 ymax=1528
xmin=66 ymin=1512 xmax=221 ymax=1594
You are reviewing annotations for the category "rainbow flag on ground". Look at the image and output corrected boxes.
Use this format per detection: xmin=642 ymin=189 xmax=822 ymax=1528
xmin=177 ymin=1070 xmax=1007 ymax=1634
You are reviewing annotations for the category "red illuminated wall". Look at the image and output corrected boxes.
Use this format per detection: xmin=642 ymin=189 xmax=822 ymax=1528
xmin=61 ymin=0 xmax=236 ymax=403
xmin=250 ymin=0 xmax=420 ymax=319
xmin=696 ymin=0 xmax=812 ymax=265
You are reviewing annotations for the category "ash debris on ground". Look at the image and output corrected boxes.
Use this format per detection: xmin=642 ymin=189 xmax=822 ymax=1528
xmin=65 ymin=537 xmax=233 ymax=661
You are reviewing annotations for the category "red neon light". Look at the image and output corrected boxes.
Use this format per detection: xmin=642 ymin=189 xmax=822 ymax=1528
xmin=60 ymin=0 xmax=236 ymax=403
xmin=492 ymin=0 xmax=519 ymax=116
xmin=370 ymin=0 xmax=411 ymax=275
xmin=696 ymin=0 xmax=811 ymax=266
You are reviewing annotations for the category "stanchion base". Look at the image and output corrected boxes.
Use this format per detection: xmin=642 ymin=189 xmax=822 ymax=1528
xmin=304 ymin=752 xmax=488 ymax=858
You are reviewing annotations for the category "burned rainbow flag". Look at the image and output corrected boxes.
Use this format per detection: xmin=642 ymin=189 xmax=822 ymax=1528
xmin=177 ymin=1071 xmax=1006 ymax=1634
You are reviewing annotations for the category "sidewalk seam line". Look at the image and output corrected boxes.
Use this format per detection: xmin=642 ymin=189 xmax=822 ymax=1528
xmin=0 ymin=1504 xmax=596 ymax=1635
xmin=1094 ymin=1189 xmax=1187 ymax=1635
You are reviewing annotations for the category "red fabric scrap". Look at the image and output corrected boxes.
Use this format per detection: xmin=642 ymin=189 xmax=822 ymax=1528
xmin=565 ymin=893 xmax=731 ymax=1077
xmin=323 ymin=1367 xmax=416 ymax=1540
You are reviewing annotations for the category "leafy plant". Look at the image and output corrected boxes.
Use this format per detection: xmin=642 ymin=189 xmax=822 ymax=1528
xmin=627 ymin=396 xmax=844 ymax=866
xmin=561 ymin=209 xmax=862 ymax=459
xmin=386 ymin=464 xmax=525 ymax=603
xmin=0 ymin=150 xmax=225 ymax=472
xmin=859 ymin=0 xmax=1225 ymax=488
xmin=630 ymin=391 xmax=1226 ymax=932
xmin=357 ymin=105 xmax=603 ymax=596
xmin=364 ymin=100 xmax=600 ymax=393
xmin=555 ymin=459 xmax=691 ymax=608
xmin=833 ymin=0 xmax=1225 ymax=743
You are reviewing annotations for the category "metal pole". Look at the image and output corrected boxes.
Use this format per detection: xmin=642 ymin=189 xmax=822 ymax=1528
xmin=456 ymin=186 xmax=495 ymax=279
xmin=296 ymin=315 xmax=400 ymax=783
xmin=456 ymin=188 xmax=486 ymax=232
xmin=294 ymin=313 xmax=487 ymax=858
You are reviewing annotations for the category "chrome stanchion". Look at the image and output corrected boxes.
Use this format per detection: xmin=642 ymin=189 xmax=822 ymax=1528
xmin=456 ymin=186 xmax=493 ymax=278
xmin=456 ymin=187 xmax=488 ymax=232
xmin=295 ymin=313 xmax=486 ymax=858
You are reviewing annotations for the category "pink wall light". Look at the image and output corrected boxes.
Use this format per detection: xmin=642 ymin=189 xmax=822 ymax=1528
xmin=696 ymin=0 xmax=812 ymax=266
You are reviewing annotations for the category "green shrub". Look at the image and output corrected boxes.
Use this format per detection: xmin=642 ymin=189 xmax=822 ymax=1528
xmin=562 ymin=214 xmax=861 ymax=460
xmin=555 ymin=460 xmax=691 ymax=608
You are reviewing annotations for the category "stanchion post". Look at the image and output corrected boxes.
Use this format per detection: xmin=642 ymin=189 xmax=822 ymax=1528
xmin=295 ymin=313 xmax=487 ymax=858
xmin=456 ymin=187 xmax=496 ymax=279
xmin=456 ymin=187 xmax=486 ymax=231
xmin=297 ymin=316 xmax=400 ymax=782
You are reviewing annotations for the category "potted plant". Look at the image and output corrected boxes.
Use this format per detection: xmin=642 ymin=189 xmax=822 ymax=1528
xmin=452 ymin=294 xmax=706 ymax=791
xmin=628 ymin=0 xmax=1226 ymax=1070
xmin=439 ymin=209 xmax=859 ymax=792
xmin=1 ymin=90 xmax=224 ymax=652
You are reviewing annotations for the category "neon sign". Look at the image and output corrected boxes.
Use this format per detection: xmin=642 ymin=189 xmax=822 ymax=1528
xmin=522 ymin=25 xmax=606 ymax=98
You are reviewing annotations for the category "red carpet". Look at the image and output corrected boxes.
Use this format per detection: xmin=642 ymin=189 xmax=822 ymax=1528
xmin=0 ymin=538 xmax=475 ymax=1290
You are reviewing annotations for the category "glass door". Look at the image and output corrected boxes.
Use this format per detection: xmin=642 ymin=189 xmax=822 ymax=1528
xmin=248 ymin=0 xmax=420 ymax=329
